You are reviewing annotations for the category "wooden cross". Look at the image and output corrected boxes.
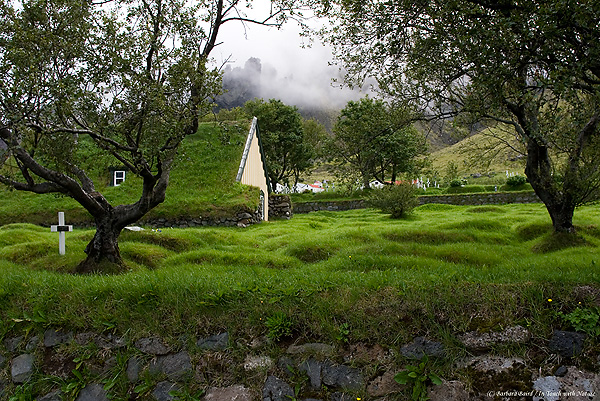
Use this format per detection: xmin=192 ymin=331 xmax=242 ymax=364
xmin=50 ymin=212 xmax=73 ymax=255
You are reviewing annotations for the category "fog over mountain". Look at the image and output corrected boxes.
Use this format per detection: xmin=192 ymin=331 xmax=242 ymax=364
xmin=216 ymin=57 xmax=370 ymax=113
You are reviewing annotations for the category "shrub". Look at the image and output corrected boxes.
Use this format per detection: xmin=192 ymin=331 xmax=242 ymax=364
xmin=368 ymin=183 xmax=418 ymax=218
xmin=449 ymin=179 xmax=467 ymax=187
xmin=506 ymin=175 xmax=527 ymax=186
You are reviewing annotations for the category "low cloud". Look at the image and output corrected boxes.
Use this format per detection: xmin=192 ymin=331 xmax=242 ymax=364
xmin=217 ymin=56 xmax=371 ymax=111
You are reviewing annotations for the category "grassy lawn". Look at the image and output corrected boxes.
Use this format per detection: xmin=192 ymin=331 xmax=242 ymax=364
xmin=1 ymin=203 xmax=599 ymax=398
xmin=1 ymin=203 xmax=599 ymax=337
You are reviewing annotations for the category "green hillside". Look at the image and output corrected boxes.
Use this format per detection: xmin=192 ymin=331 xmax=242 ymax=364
xmin=0 ymin=122 xmax=259 ymax=226
xmin=428 ymin=126 xmax=526 ymax=177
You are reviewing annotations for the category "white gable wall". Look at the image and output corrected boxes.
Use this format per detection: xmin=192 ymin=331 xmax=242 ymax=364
xmin=237 ymin=117 xmax=269 ymax=221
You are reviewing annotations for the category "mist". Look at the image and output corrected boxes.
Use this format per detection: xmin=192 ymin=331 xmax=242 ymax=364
xmin=216 ymin=56 xmax=372 ymax=113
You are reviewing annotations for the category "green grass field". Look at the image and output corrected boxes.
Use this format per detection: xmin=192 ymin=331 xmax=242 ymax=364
xmin=1 ymin=120 xmax=599 ymax=399
xmin=1 ymin=203 xmax=600 ymax=399
xmin=1 ymin=203 xmax=599 ymax=335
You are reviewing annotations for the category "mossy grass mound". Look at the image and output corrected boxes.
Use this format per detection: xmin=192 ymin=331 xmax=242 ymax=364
xmin=1 ymin=204 xmax=600 ymax=398
xmin=0 ymin=122 xmax=257 ymax=226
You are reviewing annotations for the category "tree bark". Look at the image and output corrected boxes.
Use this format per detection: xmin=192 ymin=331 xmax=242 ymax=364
xmin=76 ymin=212 xmax=126 ymax=274
xmin=524 ymin=137 xmax=576 ymax=233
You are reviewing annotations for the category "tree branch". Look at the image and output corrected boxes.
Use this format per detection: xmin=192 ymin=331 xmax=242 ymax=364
xmin=0 ymin=175 xmax=65 ymax=194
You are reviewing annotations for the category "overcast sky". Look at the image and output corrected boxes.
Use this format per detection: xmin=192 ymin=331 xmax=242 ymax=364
xmin=210 ymin=1 xmax=370 ymax=109
xmin=213 ymin=9 xmax=328 ymax=76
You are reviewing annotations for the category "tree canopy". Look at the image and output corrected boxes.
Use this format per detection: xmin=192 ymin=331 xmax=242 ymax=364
xmin=320 ymin=0 xmax=600 ymax=232
xmin=0 ymin=0 xmax=311 ymax=272
xmin=327 ymin=97 xmax=426 ymax=188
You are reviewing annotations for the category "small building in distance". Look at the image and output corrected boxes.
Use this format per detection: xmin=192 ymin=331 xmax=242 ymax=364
xmin=236 ymin=117 xmax=272 ymax=221
xmin=108 ymin=167 xmax=127 ymax=187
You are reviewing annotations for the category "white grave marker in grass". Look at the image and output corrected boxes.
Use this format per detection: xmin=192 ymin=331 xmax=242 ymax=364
xmin=50 ymin=212 xmax=73 ymax=255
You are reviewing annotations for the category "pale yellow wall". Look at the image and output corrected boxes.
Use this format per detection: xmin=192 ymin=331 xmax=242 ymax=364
xmin=239 ymin=123 xmax=269 ymax=220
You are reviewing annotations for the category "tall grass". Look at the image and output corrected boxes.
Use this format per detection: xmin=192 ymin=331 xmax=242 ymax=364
xmin=1 ymin=204 xmax=599 ymax=399
xmin=1 ymin=204 xmax=598 ymax=323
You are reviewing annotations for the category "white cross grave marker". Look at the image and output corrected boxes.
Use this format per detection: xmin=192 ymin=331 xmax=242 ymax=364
xmin=50 ymin=212 xmax=73 ymax=255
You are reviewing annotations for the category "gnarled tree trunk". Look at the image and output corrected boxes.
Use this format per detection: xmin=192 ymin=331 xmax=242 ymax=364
xmin=75 ymin=173 xmax=168 ymax=274
xmin=524 ymin=134 xmax=577 ymax=233
xmin=76 ymin=213 xmax=126 ymax=274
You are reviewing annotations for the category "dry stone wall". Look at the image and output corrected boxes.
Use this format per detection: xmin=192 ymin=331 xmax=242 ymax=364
xmin=268 ymin=194 xmax=292 ymax=220
xmin=2 ymin=327 xmax=599 ymax=400
xmin=141 ymin=210 xmax=262 ymax=229
xmin=418 ymin=191 xmax=540 ymax=206
xmin=69 ymin=210 xmax=263 ymax=230
xmin=293 ymin=200 xmax=366 ymax=214
xmin=292 ymin=192 xmax=540 ymax=214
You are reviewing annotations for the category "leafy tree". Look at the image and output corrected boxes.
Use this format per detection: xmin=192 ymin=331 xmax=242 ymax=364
xmin=302 ymin=118 xmax=329 ymax=159
xmin=0 ymin=0 xmax=309 ymax=272
xmin=327 ymin=97 xmax=425 ymax=188
xmin=244 ymin=98 xmax=315 ymax=189
xmin=319 ymin=0 xmax=600 ymax=233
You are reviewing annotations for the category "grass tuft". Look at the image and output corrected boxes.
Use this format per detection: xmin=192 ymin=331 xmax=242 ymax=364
xmin=516 ymin=222 xmax=553 ymax=241
xmin=532 ymin=231 xmax=594 ymax=253
xmin=287 ymin=243 xmax=338 ymax=263
xmin=415 ymin=204 xmax=458 ymax=212
xmin=466 ymin=206 xmax=506 ymax=214
xmin=119 ymin=229 xmax=195 ymax=252
xmin=383 ymin=230 xmax=476 ymax=245
xmin=443 ymin=219 xmax=507 ymax=231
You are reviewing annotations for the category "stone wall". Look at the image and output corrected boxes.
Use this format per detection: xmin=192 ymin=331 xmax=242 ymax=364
xmin=292 ymin=192 xmax=540 ymax=214
xmin=69 ymin=210 xmax=263 ymax=230
xmin=293 ymin=199 xmax=366 ymax=214
xmin=418 ymin=191 xmax=540 ymax=206
xmin=141 ymin=210 xmax=262 ymax=229
xmin=269 ymin=194 xmax=293 ymax=220
xmin=2 ymin=326 xmax=597 ymax=401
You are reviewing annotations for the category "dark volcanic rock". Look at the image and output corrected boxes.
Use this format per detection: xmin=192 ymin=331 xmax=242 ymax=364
xmin=11 ymin=354 xmax=35 ymax=383
xmin=149 ymin=351 xmax=193 ymax=380
xmin=43 ymin=329 xmax=73 ymax=348
xmin=152 ymin=381 xmax=181 ymax=401
xmin=135 ymin=337 xmax=170 ymax=355
xmin=262 ymin=376 xmax=294 ymax=401
xmin=322 ymin=361 xmax=364 ymax=391
xmin=75 ymin=384 xmax=109 ymax=401
xmin=299 ymin=358 xmax=323 ymax=389
xmin=401 ymin=337 xmax=445 ymax=359
xmin=197 ymin=332 xmax=229 ymax=351
xmin=548 ymin=330 xmax=586 ymax=358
